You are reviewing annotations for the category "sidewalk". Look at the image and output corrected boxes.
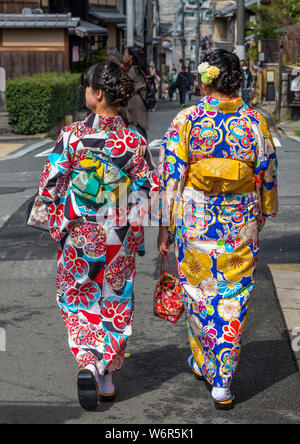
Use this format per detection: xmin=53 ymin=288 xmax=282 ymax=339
xmin=258 ymin=110 xmax=300 ymax=377
xmin=277 ymin=120 xmax=300 ymax=142
xmin=268 ymin=264 xmax=300 ymax=372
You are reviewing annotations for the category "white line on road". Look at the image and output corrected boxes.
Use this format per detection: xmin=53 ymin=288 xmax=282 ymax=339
xmin=289 ymin=136 xmax=300 ymax=143
xmin=272 ymin=137 xmax=282 ymax=148
xmin=149 ymin=139 xmax=163 ymax=151
xmin=0 ymin=139 xmax=53 ymax=161
xmin=35 ymin=147 xmax=54 ymax=158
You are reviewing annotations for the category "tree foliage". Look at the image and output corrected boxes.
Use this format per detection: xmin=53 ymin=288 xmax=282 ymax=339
xmin=249 ymin=0 xmax=300 ymax=41
xmin=6 ymin=73 xmax=81 ymax=135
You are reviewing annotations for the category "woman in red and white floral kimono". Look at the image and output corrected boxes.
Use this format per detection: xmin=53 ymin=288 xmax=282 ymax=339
xmin=30 ymin=63 xmax=158 ymax=410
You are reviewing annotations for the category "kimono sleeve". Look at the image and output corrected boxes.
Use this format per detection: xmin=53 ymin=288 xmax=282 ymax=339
xmin=158 ymin=109 xmax=191 ymax=240
xmin=125 ymin=133 xmax=160 ymax=228
xmin=39 ymin=129 xmax=75 ymax=205
xmin=34 ymin=128 xmax=78 ymax=240
xmin=254 ymin=115 xmax=278 ymax=231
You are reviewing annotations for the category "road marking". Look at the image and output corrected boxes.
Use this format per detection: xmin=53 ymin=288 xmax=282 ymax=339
xmin=35 ymin=147 xmax=54 ymax=158
xmin=0 ymin=139 xmax=52 ymax=161
xmin=289 ymin=136 xmax=300 ymax=143
xmin=272 ymin=137 xmax=282 ymax=148
xmin=149 ymin=139 xmax=163 ymax=151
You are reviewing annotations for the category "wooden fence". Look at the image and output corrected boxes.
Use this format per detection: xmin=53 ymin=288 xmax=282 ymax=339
xmin=0 ymin=50 xmax=66 ymax=78
xmin=0 ymin=1 xmax=41 ymax=14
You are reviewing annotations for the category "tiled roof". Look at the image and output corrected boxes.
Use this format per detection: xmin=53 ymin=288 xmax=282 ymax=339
xmin=0 ymin=13 xmax=79 ymax=28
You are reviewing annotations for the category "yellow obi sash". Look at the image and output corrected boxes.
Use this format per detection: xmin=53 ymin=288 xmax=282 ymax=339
xmin=185 ymin=158 xmax=255 ymax=194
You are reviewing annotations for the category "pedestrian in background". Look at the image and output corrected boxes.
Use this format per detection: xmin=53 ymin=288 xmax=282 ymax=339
xmin=240 ymin=60 xmax=254 ymax=106
xmin=158 ymin=49 xmax=278 ymax=410
xmin=106 ymin=47 xmax=122 ymax=66
xmin=146 ymin=69 xmax=157 ymax=112
xmin=122 ymin=47 xmax=149 ymax=140
xmin=146 ymin=60 xmax=161 ymax=111
xmin=169 ymin=67 xmax=178 ymax=102
xmin=176 ymin=65 xmax=189 ymax=107
xmin=187 ymin=67 xmax=195 ymax=102
xmin=30 ymin=62 xmax=158 ymax=411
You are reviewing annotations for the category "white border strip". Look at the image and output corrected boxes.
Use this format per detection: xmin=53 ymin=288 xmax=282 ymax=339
xmin=35 ymin=147 xmax=54 ymax=158
xmin=0 ymin=139 xmax=52 ymax=161
xmin=149 ymin=139 xmax=163 ymax=151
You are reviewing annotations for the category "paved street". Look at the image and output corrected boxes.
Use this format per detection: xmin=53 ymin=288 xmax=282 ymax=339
xmin=0 ymin=100 xmax=300 ymax=424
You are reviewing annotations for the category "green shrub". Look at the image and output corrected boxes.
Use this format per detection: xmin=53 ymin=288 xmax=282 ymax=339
xmin=6 ymin=72 xmax=81 ymax=135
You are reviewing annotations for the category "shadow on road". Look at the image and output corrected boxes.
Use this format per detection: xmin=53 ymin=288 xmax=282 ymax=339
xmin=235 ymin=339 xmax=299 ymax=404
xmin=0 ymin=401 xmax=85 ymax=424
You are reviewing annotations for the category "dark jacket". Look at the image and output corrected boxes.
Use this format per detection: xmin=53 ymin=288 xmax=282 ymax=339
xmin=122 ymin=65 xmax=149 ymax=130
xmin=242 ymin=69 xmax=253 ymax=89
xmin=176 ymin=72 xmax=189 ymax=92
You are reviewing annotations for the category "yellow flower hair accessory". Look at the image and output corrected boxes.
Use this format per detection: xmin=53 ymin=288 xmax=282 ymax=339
xmin=207 ymin=66 xmax=221 ymax=80
xmin=198 ymin=63 xmax=221 ymax=85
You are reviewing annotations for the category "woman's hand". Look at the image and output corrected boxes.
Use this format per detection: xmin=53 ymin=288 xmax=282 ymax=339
xmin=157 ymin=226 xmax=170 ymax=256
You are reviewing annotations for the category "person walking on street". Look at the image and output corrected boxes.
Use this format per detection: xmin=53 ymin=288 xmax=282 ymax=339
xmin=168 ymin=68 xmax=178 ymax=102
xmin=29 ymin=62 xmax=158 ymax=411
xmin=176 ymin=65 xmax=189 ymax=107
xmin=147 ymin=60 xmax=161 ymax=111
xmin=106 ymin=47 xmax=122 ymax=66
xmin=158 ymin=49 xmax=278 ymax=410
xmin=187 ymin=67 xmax=195 ymax=102
xmin=240 ymin=60 xmax=253 ymax=106
xmin=146 ymin=69 xmax=157 ymax=112
xmin=122 ymin=47 xmax=149 ymax=140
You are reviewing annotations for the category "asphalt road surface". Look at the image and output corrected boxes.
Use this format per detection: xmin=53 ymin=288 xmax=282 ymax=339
xmin=0 ymin=101 xmax=300 ymax=424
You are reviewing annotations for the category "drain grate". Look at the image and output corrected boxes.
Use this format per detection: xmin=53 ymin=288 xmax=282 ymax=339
xmin=0 ymin=187 xmax=25 ymax=195
xmin=279 ymin=196 xmax=300 ymax=205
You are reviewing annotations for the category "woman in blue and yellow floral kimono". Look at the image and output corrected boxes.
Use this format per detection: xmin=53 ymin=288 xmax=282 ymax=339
xmin=158 ymin=50 xmax=278 ymax=410
xmin=30 ymin=63 xmax=158 ymax=411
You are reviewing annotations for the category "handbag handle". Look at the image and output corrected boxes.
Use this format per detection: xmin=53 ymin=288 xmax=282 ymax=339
xmin=161 ymin=255 xmax=174 ymax=276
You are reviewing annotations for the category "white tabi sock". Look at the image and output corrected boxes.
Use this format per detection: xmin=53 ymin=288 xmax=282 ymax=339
xmin=193 ymin=359 xmax=203 ymax=375
xmin=98 ymin=374 xmax=115 ymax=395
xmin=212 ymin=387 xmax=232 ymax=402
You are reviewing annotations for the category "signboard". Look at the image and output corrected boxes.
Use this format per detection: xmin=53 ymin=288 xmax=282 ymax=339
xmin=0 ymin=67 xmax=5 ymax=93
xmin=0 ymin=67 xmax=5 ymax=108
xmin=289 ymin=68 xmax=300 ymax=107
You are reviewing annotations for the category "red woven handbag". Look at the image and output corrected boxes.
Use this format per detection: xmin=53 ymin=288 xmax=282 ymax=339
xmin=154 ymin=255 xmax=184 ymax=324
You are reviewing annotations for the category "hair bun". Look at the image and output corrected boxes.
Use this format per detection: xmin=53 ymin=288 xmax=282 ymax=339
xmin=91 ymin=62 xmax=134 ymax=107
xmin=199 ymin=50 xmax=244 ymax=95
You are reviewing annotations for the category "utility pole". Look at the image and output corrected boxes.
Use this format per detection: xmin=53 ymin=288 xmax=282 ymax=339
xmin=277 ymin=40 xmax=284 ymax=121
xmin=236 ymin=0 xmax=246 ymax=60
xmin=127 ymin=0 xmax=135 ymax=47
xmin=181 ymin=0 xmax=186 ymax=61
xmin=195 ymin=0 xmax=202 ymax=66
xmin=208 ymin=0 xmax=216 ymax=50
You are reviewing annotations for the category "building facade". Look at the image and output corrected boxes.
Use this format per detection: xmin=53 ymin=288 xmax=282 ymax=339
xmin=0 ymin=0 xmax=160 ymax=78
xmin=0 ymin=1 xmax=80 ymax=78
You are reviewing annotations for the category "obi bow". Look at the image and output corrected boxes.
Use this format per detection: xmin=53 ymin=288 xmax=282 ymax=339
xmin=71 ymin=153 xmax=131 ymax=208
xmin=186 ymin=158 xmax=255 ymax=194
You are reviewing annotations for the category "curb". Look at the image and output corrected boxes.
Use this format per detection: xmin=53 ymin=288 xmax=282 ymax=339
xmin=269 ymin=265 xmax=300 ymax=374
xmin=0 ymin=134 xmax=49 ymax=142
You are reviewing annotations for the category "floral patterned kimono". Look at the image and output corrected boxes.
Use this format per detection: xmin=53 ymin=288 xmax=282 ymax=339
xmin=159 ymin=96 xmax=278 ymax=388
xmin=34 ymin=114 xmax=158 ymax=375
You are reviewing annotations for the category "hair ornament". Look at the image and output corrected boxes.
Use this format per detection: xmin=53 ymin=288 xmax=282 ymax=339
xmin=198 ymin=63 xmax=221 ymax=85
